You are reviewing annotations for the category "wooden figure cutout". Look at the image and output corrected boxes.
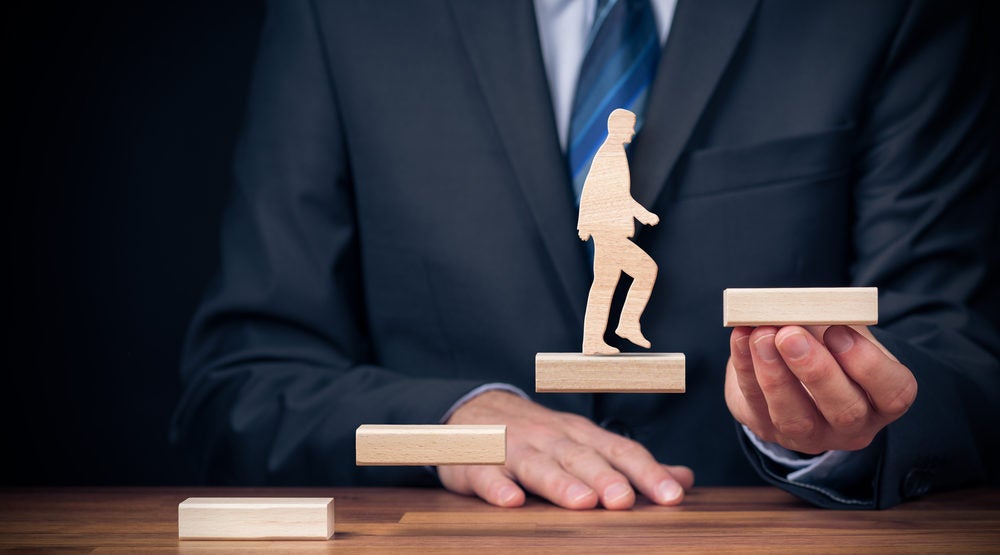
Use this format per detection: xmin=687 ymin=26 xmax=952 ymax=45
xmin=537 ymin=107 xmax=686 ymax=392
xmin=578 ymin=108 xmax=660 ymax=355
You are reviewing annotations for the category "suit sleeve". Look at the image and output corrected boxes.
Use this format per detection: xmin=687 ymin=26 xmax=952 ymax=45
xmin=743 ymin=1 xmax=1000 ymax=509
xmin=169 ymin=0 xmax=491 ymax=485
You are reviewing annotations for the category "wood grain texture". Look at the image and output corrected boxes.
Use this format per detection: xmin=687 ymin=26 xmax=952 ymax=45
xmin=356 ymin=425 xmax=506 ymax=466
xmin=178 ymin=497 xmax=334 ymax=540
xmin=1 ymin=487 xmax=998 ymax=552
xmin=535 ymin=352 xmax=685 ymax=392
xmin=723 ymin=287 xmax=878 ymax=326
xmin=578 ymin=108 xmax=660 ymax=355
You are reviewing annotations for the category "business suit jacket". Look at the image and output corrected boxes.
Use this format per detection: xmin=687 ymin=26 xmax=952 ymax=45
xmin=171 ymin=0 xmax=1000 ymax=508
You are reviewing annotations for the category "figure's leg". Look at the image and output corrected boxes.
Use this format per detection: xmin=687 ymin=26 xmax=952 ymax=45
xmin=615 ymin=240 xmax=658 ymax=349
xmin=583 ymin=241 xmax=622 ymax=355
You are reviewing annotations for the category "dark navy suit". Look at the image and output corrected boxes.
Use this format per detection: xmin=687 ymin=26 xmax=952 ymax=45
xmin=171 ymin=0 xmax=1000 ymax=508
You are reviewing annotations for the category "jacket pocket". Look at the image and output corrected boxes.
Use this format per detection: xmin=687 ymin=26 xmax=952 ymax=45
xmin=674 ymin=123 xmax=855 ymax=199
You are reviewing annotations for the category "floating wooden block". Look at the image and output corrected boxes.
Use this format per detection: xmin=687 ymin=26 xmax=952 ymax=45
xmin=535 ymin=353 xmax=685 ymax=393
xmin=355 ymin=424 xmax=506 ymax=466
xmin=178 ymin=497 xmax=334 ymax=540
xmin=723 ymin=287 xmax=878 ymax=327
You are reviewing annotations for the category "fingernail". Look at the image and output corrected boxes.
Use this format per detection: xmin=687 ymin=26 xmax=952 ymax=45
xmin=567 ymin=483 xmax=595 ymax=503
xmin=735 ymin=335 xmax=751 ymax=357
xmin=657 ymin=480 xmax=683 ymax=503
xmin=498 ymin=485 xmax=520 ymax=505
xmin=826 ymin=326 xmax=854 ymax=354
xmin=604 ymin=482 xmax=632 ymax=503
xmin=779 ymin=332 xmax=810 ymax=360
xmin=754 ymin=334 xmax=780 ymax=362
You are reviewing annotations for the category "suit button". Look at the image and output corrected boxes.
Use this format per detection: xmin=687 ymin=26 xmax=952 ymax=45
xmin=599 ymin=417 xmax=633 ymax=439
xmin=902 ymin=468 xmax=932 ymax=499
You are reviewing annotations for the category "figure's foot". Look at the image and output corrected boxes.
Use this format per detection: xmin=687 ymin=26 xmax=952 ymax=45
xmin=615 ymin=325 xmax=651 ymax=349
xmin=583 ymin=341 xmax=620 ymax=355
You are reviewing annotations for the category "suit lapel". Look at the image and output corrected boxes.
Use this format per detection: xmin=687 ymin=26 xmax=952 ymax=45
xmin=449 ymin=0 xmax=590 ymax=326
xmin=632 ymin=0 xmax=760 ymax=208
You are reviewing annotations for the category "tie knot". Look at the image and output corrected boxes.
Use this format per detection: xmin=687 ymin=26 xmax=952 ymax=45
xmin=567 ymin=0 xmax=660 ymax=203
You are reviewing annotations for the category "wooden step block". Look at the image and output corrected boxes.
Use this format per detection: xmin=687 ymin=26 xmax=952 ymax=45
xmin=723 ymin=287 xmax=878 ymax=327
xmin=355 ymin=424 xmax=506 ymax=466
xmin=535 ymin=353 xmax=685 ymax=393
xmin=178 ymin=497 xmax=334 ymax=540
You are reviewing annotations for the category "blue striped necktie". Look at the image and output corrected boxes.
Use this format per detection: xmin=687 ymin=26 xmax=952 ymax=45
xmin=568 ymin=0 xmax=660 ymax=203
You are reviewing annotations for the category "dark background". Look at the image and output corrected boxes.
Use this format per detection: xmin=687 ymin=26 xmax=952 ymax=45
xmin=4 ymin=2 xmax=265 ymax=485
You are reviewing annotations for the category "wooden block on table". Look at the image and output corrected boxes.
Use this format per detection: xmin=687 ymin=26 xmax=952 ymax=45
xmin=355 ymin=424 xmax=506 ymax=466
xmin=535 ymin=353 xmax=685 ymax=393
xmin=178 ymin=497 xmax=334 ymax=540
xmin=723 ymin=287 xmax=878 ymax=327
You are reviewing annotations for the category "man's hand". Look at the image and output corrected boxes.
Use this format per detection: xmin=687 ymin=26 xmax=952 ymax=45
xmin=579 ymin=229 xmax=591 ymax=241
xmin=725 ymin=325 xmax=917 ymax=454
xmin=637 ymin=210 xmax=659 ymax=226
xmin=440 ymin=390 xmax=694 ymax=509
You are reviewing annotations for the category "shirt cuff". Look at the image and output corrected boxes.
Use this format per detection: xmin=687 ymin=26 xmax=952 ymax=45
xmin=439 ymin=383 xmax=530 ymax=424
xmin=742 ymin=425 xmax=878 ymax=504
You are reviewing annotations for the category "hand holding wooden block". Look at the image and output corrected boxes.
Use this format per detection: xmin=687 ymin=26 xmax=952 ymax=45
xmin=178 ymin=497 xmax=334 ymax=540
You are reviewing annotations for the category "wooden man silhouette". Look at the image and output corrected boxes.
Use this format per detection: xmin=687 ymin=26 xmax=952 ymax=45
xmin=578 ymin=108 xmax=659 ymax=355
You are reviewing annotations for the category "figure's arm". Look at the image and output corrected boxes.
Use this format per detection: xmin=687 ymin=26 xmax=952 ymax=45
xmin=631 ymin=197 xmax=659 ymax=226
xmin=727 ymin=2 xmax=999 ymax=508
xmin=169 ymin=0 xmax=494 ymax=485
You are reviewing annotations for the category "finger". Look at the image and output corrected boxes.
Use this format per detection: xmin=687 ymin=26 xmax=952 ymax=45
xmin=438 ymin=465 xmax=525 ymax=507
xmin=511 ymin=445 xmax=599 ymax=510
xmin=591 ymin=433 xmax=685 ymax=506
xmin=850 ymin=325 xmax=899 ymax=361
xmin=470 ymin=469 xmax=523 ymax=508
xmin=725 ymin=359 xmax=753 ymax=430
xmin=750 ymin=326 xmax=825 ymax=453
xmin=552 ymin=438 xmax=636 ymax=510
xmin=825 ymin=325 xmax=917 ymax=421
xmin=775 ymin=326 xmax=872 ymax=437
xmin=728 ymin=327 xmax=773 ymax=437
xmin=440 ymin=464 xmax=523 ymax=507
xmin=664 ymin=464 xmax=695 ymax=491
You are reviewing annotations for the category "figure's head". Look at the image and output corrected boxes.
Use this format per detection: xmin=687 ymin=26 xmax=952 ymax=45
xmin=607 ymin=108 xmax=637 ymax=144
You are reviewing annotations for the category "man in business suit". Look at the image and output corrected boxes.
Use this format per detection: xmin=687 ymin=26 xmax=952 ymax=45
xmin=171 ymin=0 xmax=999 ymax=510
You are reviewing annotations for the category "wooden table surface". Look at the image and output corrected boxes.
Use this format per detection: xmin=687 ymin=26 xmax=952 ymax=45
xmin=1 ymin=486 xmax=998 ymax=553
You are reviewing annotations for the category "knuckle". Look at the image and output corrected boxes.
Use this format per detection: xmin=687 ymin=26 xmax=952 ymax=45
xmin=593 ymin=470 xmax=626 ymax=488
xmin=559 ymin=444 xmax=598 ymax=470
xmin=563 ymin=414 xmax=598 ymax=434
xmin=741 ymin=384 xmax=767 ymax=405
xmin=608 ymin=438 xmax=644 ymax=460
xmin=793 ymin=361 xmax=828 ymax=385
xmin=523 ymin=422 xmax=550 ymax=436
xmin=773 ymin=416 xmax=816 ymax=438
xmin=515 ymin=447 xmax=548 ymax=474
xmin=830 ymin=399 xmax=870 ymax=430
xmin=881 ymin=377 xmax=918 ymax=416
xmin=756 ymin=373 xmax=792 ymax=394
